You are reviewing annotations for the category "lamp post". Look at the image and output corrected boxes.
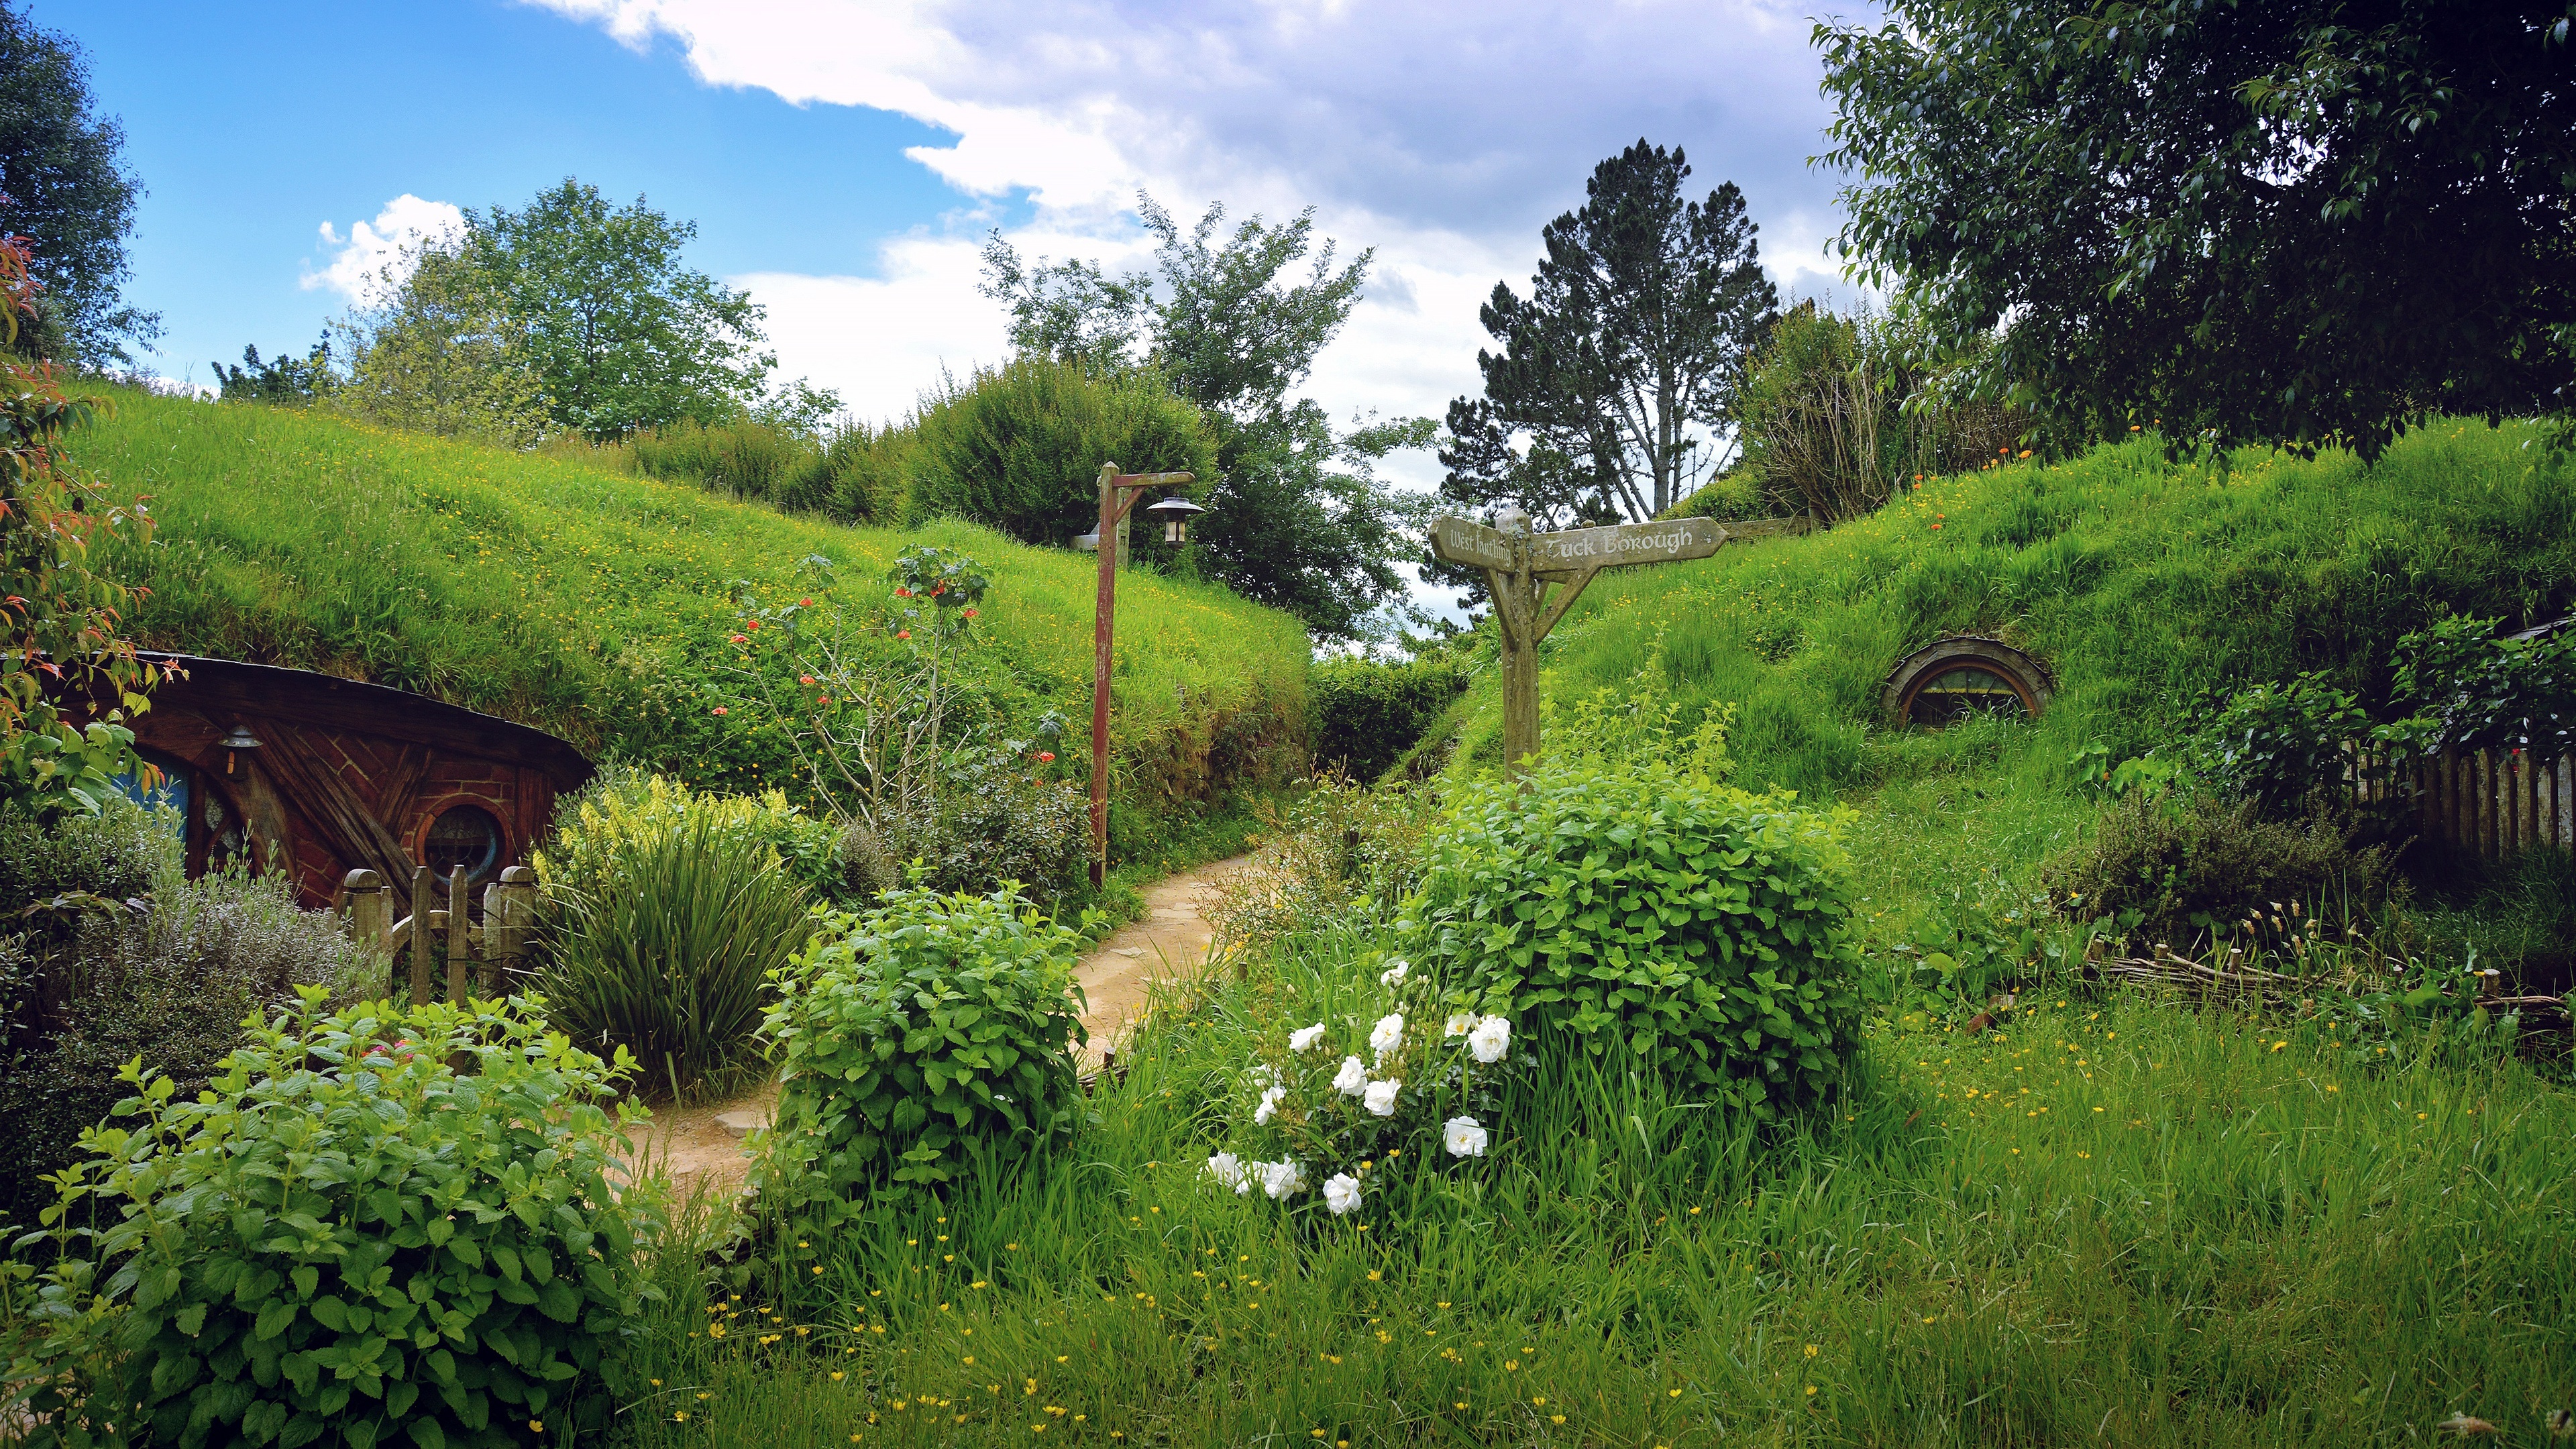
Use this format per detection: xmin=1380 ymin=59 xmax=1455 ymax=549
xmin=1077 ymin=462 xmax=1199 ymax=889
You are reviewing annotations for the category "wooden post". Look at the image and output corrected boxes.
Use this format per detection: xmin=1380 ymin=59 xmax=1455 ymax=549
xmin=446 ymin=865 xmax=471 ymax=1003
xmin=343 ymin=868 xmax=386 ymax=952
xmin=482 ymin=865 xmax=537 ymax=977
xmin=1087 ymin=462 xmax=1196 ymax=889
xmin=408 ymin=865 xmax=434 ymax=1006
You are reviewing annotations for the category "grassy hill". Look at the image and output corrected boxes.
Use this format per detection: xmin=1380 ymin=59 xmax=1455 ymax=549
xmin=1444 ymin=421 xmax=2575 ymax=908
xmin=68 ymin=389 xmax=1313 ymax=861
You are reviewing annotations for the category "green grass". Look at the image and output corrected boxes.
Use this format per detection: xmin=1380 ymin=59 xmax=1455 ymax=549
xmin=66 ymin=389 xmax=1312 ymax=863
xmin=608 ymin=940 xmax=2575 ymax=1448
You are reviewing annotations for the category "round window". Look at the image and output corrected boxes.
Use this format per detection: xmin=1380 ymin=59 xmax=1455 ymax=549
xmin=1883 ymin=637 xmax=2051 ymax=729
xmin=424 ymin=804 xmax=503 ymax=883
xmin=1908 ymin=665 xmax=2029 ymax=726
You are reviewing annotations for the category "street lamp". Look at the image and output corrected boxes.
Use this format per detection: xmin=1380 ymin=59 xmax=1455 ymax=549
xmin=1081 ymin=462 xmax=1201 ymax=888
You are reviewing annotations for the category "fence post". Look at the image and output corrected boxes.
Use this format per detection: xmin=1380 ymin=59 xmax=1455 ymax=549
xmin=409 ymin=865 xmax=435 ymax=1006
xmin=482 ymin=865 xmax=537 ymax=974
xmin=343 ymin=869 xmax=386 ymax=953
xmin=446 ymin=865 xmax=471 ymax=1003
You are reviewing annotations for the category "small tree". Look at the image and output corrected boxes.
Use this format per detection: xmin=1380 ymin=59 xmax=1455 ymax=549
xmin=0 ymin=235 xmax=159 ymax=813
xmin=330 ymin=240 xmax=547 ymax=446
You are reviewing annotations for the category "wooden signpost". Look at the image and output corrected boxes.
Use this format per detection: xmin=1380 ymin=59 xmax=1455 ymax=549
xmin=1432 ymin=508 xmax=1811 ymax=775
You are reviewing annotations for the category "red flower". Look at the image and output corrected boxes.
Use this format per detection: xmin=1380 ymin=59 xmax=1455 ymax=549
xmin=962 ymin=608 xmax=977 ymax=618
xmin=1038 ymin=751 xmax=1055 ymax=763
xmin=729 ymin=633 xmax=748 ymax=644
xmin=712 ymin=706 xmax=729 ymax=716
xmin=895 ymin=587 xmax=912 ymax=597
xmin=799 ymin=674 xmax=816 ymax=686
xmin=897 ymin=630 xmax=911 ymax=640
xmin=747 ymin=619 xmax=761 ymax=630
xmin=818 ymin=696 xmax=833 ymax=706
xmin=800 ymin=598 xmax=814 ymax=606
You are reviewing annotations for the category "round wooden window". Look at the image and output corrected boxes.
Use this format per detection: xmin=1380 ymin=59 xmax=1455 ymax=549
xmin=424 ymin=804 xmax=503 ymax=883
xmin=1884 ymin=638 xmax=2051 ymax=728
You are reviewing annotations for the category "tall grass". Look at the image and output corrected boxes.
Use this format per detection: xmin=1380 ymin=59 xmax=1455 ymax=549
xmin=531 ymin=808 xmax=814 ymax=1102
xmin=606 ymin=912 xmax=2576 ymax=1447
xmin=64 ymin=388 xmax=1311 ymax=863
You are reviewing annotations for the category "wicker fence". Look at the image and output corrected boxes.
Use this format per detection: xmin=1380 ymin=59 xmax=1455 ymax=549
xmin=2357 ymin=748 xmax=2576 ymax=858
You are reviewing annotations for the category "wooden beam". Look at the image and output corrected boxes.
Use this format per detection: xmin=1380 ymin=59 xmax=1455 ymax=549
xmin=1532 ymin=566 xmax=1600 ymax=647
xmin=251 ymin=721 xmax=420 ymax=888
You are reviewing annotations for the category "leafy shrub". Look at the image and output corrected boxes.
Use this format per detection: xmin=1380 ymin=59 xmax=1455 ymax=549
xmin=2194 ymin=672 xmax=2378 ymax=816
xmin=2390 ymin=611 xmax=2576 ymax=757
xmin=756 ymin=881 xmax=1090 ymax=1217
xmin=630 ymin=417 xmax=816 ymax=500
xmin=9 ymin=990 xmax=661 ymax=1447
xmin=2045 ymin=790 xmax=2396 ymax=948
xmin=0 ymin=806 xmax=380 ymax=1230
xmin=531 ymin=798 xmax=817 ymax=1102
xmin=774 ymin=419 xmax=912 ymax=525
xmin=1203 ymin=953 xmax=1523 ymax=1219
xmin=535 ymin=765 xmax=849 ymax=904
xmin=904 ymin=356 xmax=1216 ymax=553
xmin=878 ymin=744 xmax=1093 ymax=913
xmin=1309 ymin=655 xmax=1467 ymax=782
xmin=1402 ymin=752 xmax=1864 ymax=1115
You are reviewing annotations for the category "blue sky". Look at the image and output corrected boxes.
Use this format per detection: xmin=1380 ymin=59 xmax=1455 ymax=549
xmin=62 ymin=0 xmax=1854 ymax=450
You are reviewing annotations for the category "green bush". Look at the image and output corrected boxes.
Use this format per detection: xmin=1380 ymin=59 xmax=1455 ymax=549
xmin=531 ymin=774 xmax=821 ymax=1100
xmin=877 ymin=745 xmax=1093 ymax=914
xmin=8 ymin=990 xmax=661 ymax=1447
xmin=2194 ymin=672 xmax=2379 ymax=816
xmin=1208 ymin=775 xmax=1437 ymax=951
xmin=775 ymin=419 xmax=912 ymax=525
xmin=2045 ymin=790 xmax=2396 ymax=947
xmin=756 ymin=881 xmax=1090 ymax=1217
xmin=631 ymin=417 xmax=816 ymax=501
xmin=0 ymin=804 xmax=380 ymax=1230
xmin=1309 ymin=655 xmax=1467 ymax=782
xmin=1403 ymin=756 xmax=1864 ymax=1116
xmin=904 ymin=356 xmax=1216 ymax=551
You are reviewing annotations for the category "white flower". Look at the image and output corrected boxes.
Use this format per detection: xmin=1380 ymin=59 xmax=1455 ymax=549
xmin=1288 ymin=1023 xmax=1327 ymax=1053
xmin=1467 ymin=1015 xmax=1512 ymax=1064
xmin=1443 ymin=1011 xmax=1474 ymax=1038
xmin=1252 ymin=1083 xmax=1286 ymax=1124
xmin=1443 ymin=1116 xmax=1489 ymax=1157
xmin=1205 ymin=1152 xmax=1248 ymax=1193
xmin=1323 ymin=1173 xmax=1362 ymax=1216
xmin=1362 ymin=1077 xmax=1401 ymax=1117
xmin=1332 ymin=1055 xmax=1369 ymax=1097
xmin=1260 ymin=1159 xmax=1305 ymax=1199
xmin=1379 ymin=959 xmax=1409 ymax=987
xmin=1368 ymin=1012 xmax=1405 ymax=1061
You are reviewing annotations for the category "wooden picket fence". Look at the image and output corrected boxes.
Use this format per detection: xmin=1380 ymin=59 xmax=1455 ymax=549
xmin=340 ymin=864 xmax=539 ymax=1006
xmin=2351 ymin=747 xmax=2575 ymax=859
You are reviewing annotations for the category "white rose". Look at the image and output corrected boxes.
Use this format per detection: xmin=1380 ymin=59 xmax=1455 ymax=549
xmin=1323 ymin=1173 xmax=1362 ymax=1216
xmin=1260 ymin=1159 xmax=1305 ymax=1199
xmin=1332 ymin=1055 xmax=1369 ymax=1097
xmin=1288 ymin=1023 xmax=1327 ymax=1053
xmin=1443 ymin=1011 xmax=1474 ymax=1038
xmin=1379 ymin=959 xmax=1409 ymax=987
xmin=1252 ymin=1083 xmax=1286 ymax=1124
xmin=1368 ymin=1012 xmax=1405 ymax=1060
xmin=1205 ymin=1152 xmax=1247 ymax=1191
xmin=1442 ymin=1116 xmax=1489 ymax=1157
xmin=1362 ymin=1077 xmax=1401 ymax=1117
xmin=1467 ymin=1015 xmax=1512 ymax=1065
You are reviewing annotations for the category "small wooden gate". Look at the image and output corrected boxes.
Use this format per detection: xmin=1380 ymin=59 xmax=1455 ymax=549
xmin=341 ymin=865 xmax=539 ymax=1004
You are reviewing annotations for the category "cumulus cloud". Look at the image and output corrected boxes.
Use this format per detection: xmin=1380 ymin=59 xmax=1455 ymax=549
xmin=302 ymin=195 xmax=468 ymax=306
xmin=526 ymin=0 xmax=1849 ymax=441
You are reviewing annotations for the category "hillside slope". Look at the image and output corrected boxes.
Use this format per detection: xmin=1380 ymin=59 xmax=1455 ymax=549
xmin=1450 ymin=421 xmax=2574 ymax=817
xmin=69 ymin=390 xmax=1312 ymax=849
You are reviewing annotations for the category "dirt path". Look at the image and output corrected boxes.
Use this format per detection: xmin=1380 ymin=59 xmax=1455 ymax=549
xmin=615 ymin=853 xmax=1258 ymax=1203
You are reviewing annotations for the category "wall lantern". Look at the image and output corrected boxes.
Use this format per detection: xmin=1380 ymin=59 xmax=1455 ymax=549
xmin=218 ymin=722 xmax=262 ymax=775
xmin=1144 ymin=495 xmax=1205 ymax=545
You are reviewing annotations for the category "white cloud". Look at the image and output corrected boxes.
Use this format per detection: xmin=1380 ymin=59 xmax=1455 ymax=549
xmin=302 ymin=195 xmax=467 ymax=306
xmin=529 ymin=0 xmax=1849 ymax=443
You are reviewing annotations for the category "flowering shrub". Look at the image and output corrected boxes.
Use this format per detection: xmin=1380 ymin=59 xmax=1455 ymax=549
xmin=1403 ymin=752 xmax=1864 ymax=1116
xmin=5 ymin=989 xmax=661 ymax=1446
xmin=756 ymin=879 xmax=1092 ymax=1220
xmin=1203 ymin=957 xmax=1522 ymax=1218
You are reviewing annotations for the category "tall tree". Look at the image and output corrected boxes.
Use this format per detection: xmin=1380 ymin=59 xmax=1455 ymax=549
xmin=0 ymin=2 xmax=157 ymax=365
xmin=1815 ymin=1 xmax=2576 ymax=455
xmin=329 ymin=241 xmax=547 ymax=447
xmin=464 ymin=179 xmax=773 ymax=441
xmin=1446 ymin=142 xmax=1779 ymax=528
xmin=981 ymin=197 xmax=1432 ymax=641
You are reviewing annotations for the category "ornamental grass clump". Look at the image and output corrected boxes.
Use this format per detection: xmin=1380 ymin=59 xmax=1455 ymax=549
xmin=5 ymin=989 xmax=662 ymax=1448
xmin=755 ymin=879 xmax=1091 ymax=1223
xmin=1203 ymin=956 xmax=1524 ymax=1220
xmin=1405 ymin=751 xmax=1864 ymax=1116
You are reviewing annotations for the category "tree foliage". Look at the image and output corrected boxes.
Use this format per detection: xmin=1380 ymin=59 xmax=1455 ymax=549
xmin=1444 ymin=141 xmax=1779 ymax=531
xmin=210 ymin=337 xmax=333 ymax=406
xmin=0 ymin=235 xmax=158 ymax=814
xmin=1816 ymin=0 xmax=2576 ymax=455
xmin=981 ymin=197 xmax=1431 ymax=641
xmin=465 ymin=178 xmax=775 ymax=441
xmin=329 ymin=242 xmax=548 ymax=447
xmin=0 ymin=2 xmax=156 ymax=365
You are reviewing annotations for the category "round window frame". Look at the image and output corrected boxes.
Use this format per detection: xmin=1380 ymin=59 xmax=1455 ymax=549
xmin=1884 ymin=637 xmax=2052 ymax=728
xmin=417 ymin=800 xmax=508 ymax=888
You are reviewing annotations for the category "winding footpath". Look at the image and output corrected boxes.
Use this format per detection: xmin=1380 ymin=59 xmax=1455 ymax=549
xmin=619 ymin=853 xmax=1259 ymax=1199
